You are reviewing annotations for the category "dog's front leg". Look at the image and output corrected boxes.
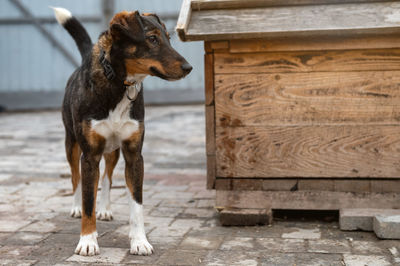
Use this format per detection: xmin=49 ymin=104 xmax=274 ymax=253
xmin=74 ymin=151 xmax=102 ymax=256
xmin=122 ymin=125 xmax=153 ymax=256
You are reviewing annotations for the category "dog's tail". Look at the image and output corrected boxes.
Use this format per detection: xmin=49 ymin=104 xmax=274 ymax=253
xmin=51 ymin=7 xmax=92 ymax=61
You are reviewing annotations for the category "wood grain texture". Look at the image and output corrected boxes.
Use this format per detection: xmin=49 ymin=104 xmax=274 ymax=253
xmin=216 ymin=125 xmax=400 ymax=178
xmin=176 ymin=0 xmax=192 ymax=41
xmin=215 ymin=72 xmax=400 ymax=126
xmin=204 ymin=53 xmax=214 ymax=105
xmin=185 ymin=2 xmax=400 ymax=41
xmin=215 ymin=178 xmax=400 ymax=192
xmin=229 ymin=35 xmax=400 ymax=53
xmin=215 ymin=49 xmax=400 ymax=74
xmin=216 ymin=190 xmax=400 ymax=210
xmin=191 ymin=0 xmax=389 ymax=10
xmin=207 ymin=154 xmax=216 ymax=189
xmin=205 ymin=105 xmax=215 ymax=155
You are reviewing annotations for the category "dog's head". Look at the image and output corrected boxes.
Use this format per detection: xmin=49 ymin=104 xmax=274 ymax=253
xmin=108 ymin=11 xmax=192 ymax=81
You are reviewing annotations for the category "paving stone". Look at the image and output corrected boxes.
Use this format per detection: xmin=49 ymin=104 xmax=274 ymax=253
xmin=0 ymin=232 xmax=11 ymax=242
xmin=179 ymin=236 xmax=223 ymax=250
xmin=235 ymin=225 xmax=282 ymax=238
xmin=0 ymin=219 xmax=32 ymax=232
xmin=220 ymin=237 xmax=255 ymax=251
xmin=114 ymin=224 xmax=153 ymax=237
xmin=150 ymin=206 xmax=184 ymax=217
xmin=5 ymin=232 xmax=50 ymax=245
xmin=256 ymin=238 xmax=306 ymax=252
xmin=99 ymin=230 xmax=130 ymax=249
xmin=308 ymin=239 xmax=351 ymax=254
xmin=343 ymin=254 xmax=392 ymax=266
xmin=321 ymin=225 xmax=379 ymax=241
xmin=351 ymin=240 xmax=387 ymax=255
xmin=123 ymin=251 xmax=163 ymax=265
xmin=0 ymin=203 xmax=16 ymax=212
xmin=152 ymin=191 xmax=195 ymax=200
xmin=204 ymin=250 xmax=260 ymax=266
xmin=0 ymin=259 xmax=37 ymax=266
xmin=149 ymin=224 xmax=191 ymax=238
xmin=294 ymin=253 xmax=344 ymax=266
xmin=21 ymin=220 xmax=58 ymax=233
xmin=193 ymin=190 xmax=216 ymax=199
xmin=148 ymin=236 xmax=183 ymax=249
xmin=281 ymin=228 xmax=321 ymax=239
xmin=197 ymin=199 xmax=215 ymax=208
xmin=181 ymin=207 xmax=215 ymax=218
xmin=156 ymin=249 xmax=209 ymax=266
xmin=188 ymin=226 xmax=239 ymax=237
xmin=340 ymin=208 xmax=400 ymax=231
xmin=66 ymin=247 xmax=128 ymax=264
xmin=0 ymin=245 xmax=38 ymax=258
xmin=260 ymin=253 xmax=296 ymax=266
xmin=373 ymin=215 xmax=400 ymax=239
xmin=170 ymin=218 xmax=205 ymax=230
xmin=27 ymin=240 xmax=76 ymax=265
xmin=388 ymin=246 xmax=400 ymax=264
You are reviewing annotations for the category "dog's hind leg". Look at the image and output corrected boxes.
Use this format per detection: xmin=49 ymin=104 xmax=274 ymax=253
xmin=97 ymin=149 xmax=120 ymax=221
xmin=66 ymin=133 xmax=82 ymax=218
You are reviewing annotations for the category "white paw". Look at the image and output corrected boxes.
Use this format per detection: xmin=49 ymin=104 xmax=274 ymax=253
xmin=70 ymin=206 xmax=82 ymax=218
xmin=96 ymin=209 xmax=113 ymax=221
xmin=130 ymin=239 xmax=154 ymax=255
xmin=75 ymin=232 xmax=100 ymax=256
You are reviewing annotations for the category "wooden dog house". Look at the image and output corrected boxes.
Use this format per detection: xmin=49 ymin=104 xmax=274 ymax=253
xmin=177 ymin=0 xmax=400 ymax=225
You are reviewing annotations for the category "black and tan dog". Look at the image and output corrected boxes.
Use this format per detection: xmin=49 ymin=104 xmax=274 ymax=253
xmin=52 ymin=7 xmax=191 ymax=256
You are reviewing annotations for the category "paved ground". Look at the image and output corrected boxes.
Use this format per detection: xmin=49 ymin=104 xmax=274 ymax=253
xmin=0 ymin=105 xmax=399 ymax=265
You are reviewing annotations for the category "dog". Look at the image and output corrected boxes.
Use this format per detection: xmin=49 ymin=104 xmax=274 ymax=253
xmin=52 ymin=7 xmax=192 ymax=256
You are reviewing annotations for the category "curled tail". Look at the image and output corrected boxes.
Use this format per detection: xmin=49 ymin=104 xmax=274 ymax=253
xmin=52 ymin=7 xmax=92 ymax=61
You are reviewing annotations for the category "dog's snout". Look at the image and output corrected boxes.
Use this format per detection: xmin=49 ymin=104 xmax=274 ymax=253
xmin=181 ymin=62 xmax=193 ymax=75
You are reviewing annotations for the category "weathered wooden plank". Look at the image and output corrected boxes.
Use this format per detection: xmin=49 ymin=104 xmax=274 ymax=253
xmin=216 ymin=178 xmax=400 ymax=192
xmin=207 ymin=155 xmax=216 ymax=189
xmin=191 ymin=0 xmax=390 ymax=10
xmin=215 ymin=179 xmax=232 ymax=190
xmin=333 ymin=180 xmax=371 ymax=192
xmin=216 ymin=125 xmax=400 ymax=178
xmin=229 ymin=35 xmax=400 ymax=53
xmin=231 ymin=179 xmax=263 ymax=190
xmin=215 ymin=49 xmax=400 ymax=74
xmin=215 ymin=72 xmax=400 ymax=126
xmin=371 ymin=180 xmax=400 ymax=193
xmin=298 ymin=180 xmax=334 ymax=191
xmin=204 ymin=53 xmax=214 ymax=105
xmin=205 ymin=105 xmax=215 ymax=155
xmin=185 ymin=2 xmax=400 ymax=41
xmin=210 ymin=41 xmax=229 ymax=51
xmin=262 ymin=179 xmax=298 ymax=191
xmin=176 ymin=0 xmax=192 ymax=41
xmin=216 ymin=190 xmax=400 ymax=210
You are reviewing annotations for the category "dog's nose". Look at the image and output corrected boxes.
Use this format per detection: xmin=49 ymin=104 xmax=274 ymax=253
xmin=181 ymin=62 xmax=193 ymax=75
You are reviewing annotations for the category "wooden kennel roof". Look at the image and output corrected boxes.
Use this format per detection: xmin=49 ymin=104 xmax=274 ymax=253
xmin=176 ymin=0 xmax=400 ymax=41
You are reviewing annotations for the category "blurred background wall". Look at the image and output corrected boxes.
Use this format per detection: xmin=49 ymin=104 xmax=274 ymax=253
xmin=0 ymin=0 xmax=204 ymax=110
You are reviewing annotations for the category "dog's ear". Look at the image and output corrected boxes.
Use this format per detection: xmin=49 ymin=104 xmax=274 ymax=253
xmin=142 ymin=13 xmax=168 ymax=32
xmin=109 ymin=11 xmax=145 ymax=42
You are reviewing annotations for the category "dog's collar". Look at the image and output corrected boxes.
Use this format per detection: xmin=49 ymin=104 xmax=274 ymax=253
xmin=99 ymin=49 xmax=116 ymax=80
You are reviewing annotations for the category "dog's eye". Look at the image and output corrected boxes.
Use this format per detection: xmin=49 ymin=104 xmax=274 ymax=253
xmin=148 ymin=35 xmax=159 ymax=45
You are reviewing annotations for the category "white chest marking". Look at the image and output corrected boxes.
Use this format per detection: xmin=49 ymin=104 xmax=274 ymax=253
xmin=91 ymin=80 xmax=144 ymax=154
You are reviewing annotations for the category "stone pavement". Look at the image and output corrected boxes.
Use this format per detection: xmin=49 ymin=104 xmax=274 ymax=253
xmin=0 ymin=105 xmax=399 ymax=265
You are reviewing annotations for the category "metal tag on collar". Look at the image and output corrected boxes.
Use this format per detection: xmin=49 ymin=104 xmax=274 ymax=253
xmin=126 ymin=82 xmax=142 ymax=101
xmin=99 ymin=49 xmax=115 ymax=80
